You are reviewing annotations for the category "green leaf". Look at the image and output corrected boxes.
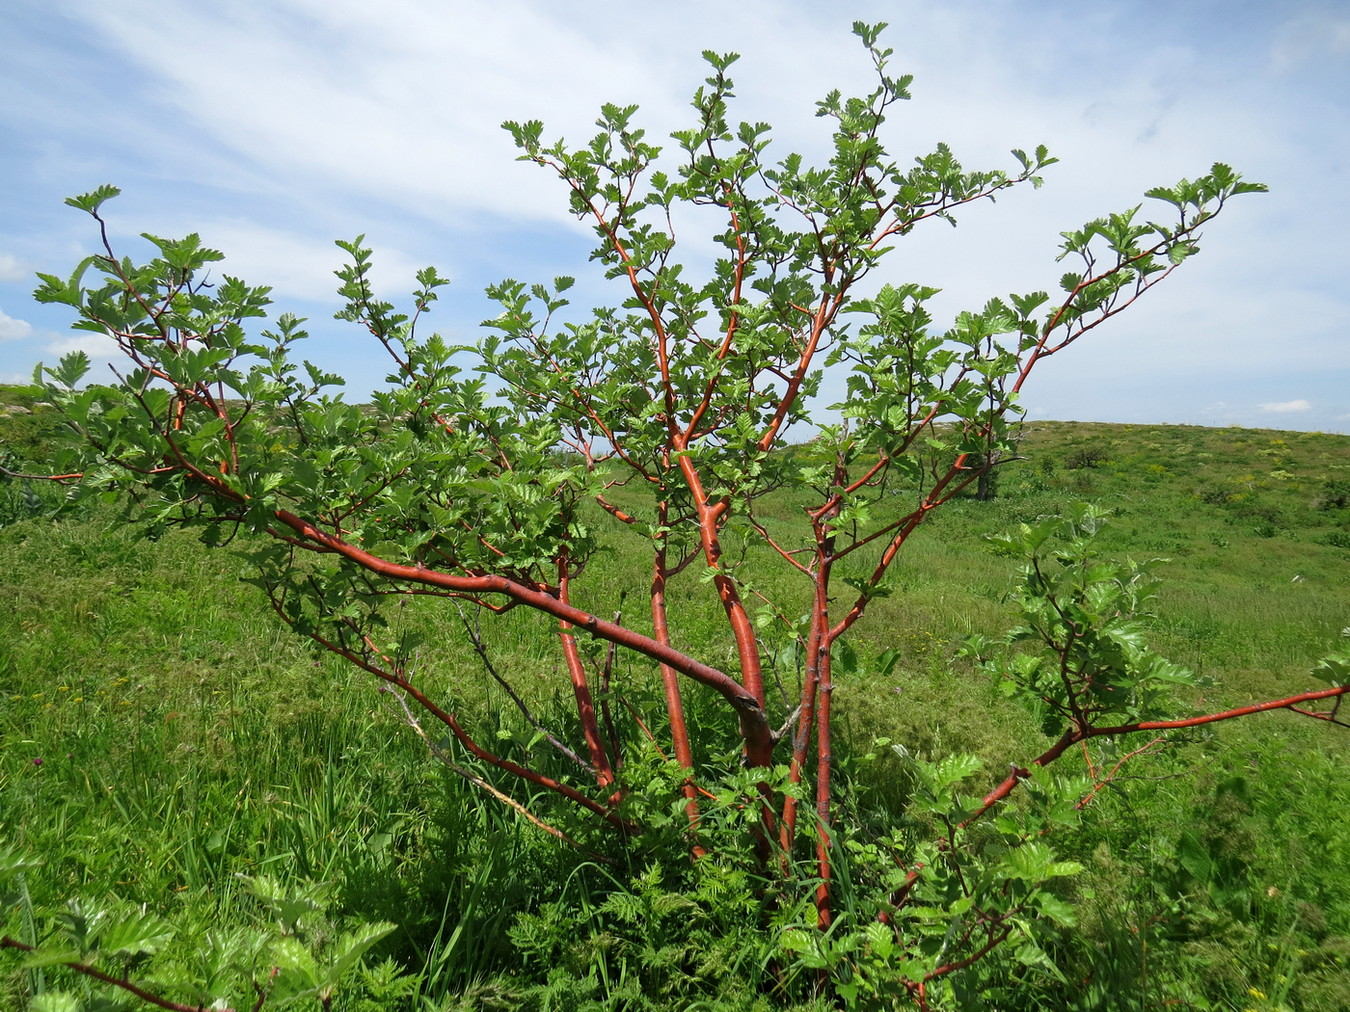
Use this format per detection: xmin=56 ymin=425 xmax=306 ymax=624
xmin=29 ymin=993 xmax=84 ymax=1012
xmin=323 ymin=921 xmax=397 ymax=987
xmin=22 ymin=949 xmax=86 ymax=969
xmin=1176 ymin=831 xmax=1215 ymax=885
xmin=243 ymin=875 xmax=330 ymax=934
xmin=99 ymin=908 xmax=175 ymax=958
xmin=922 ymin=753 xmax=981 ymax=792
xmin=1013 ymin=940 xmax=1067 ymax=981
xmin=832 ymin=638 xmax=859 ymax=677
xmin=44 ymin=352 xmax=91 ymax=389
xmin=270 ymin=935 xmax=321 ymax=999
xmin=0 ymin=845 xmax=42 ymax=878
xmin=1311 ymin=650 xmax=1350 ymax=687
xmin=1167 ymin=241 xmax=1196 ymax=265
xmin=64 ymin=185 xmax=121 ymax=215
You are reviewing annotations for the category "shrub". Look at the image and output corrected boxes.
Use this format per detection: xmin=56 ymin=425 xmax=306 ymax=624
xmin=1315 ymin=478 xmax=1350 ymax=510
xmin=1064 ymin=446 xmax=1108 ymax=470
xmin=9 ymin=20 xmax=1346 ymax=1012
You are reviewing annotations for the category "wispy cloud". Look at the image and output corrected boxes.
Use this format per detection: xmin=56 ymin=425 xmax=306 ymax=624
xmin=1269 ymin=11 xmax=1350 ymax=72
xmin=1 ymin=0 xmax=1345 ymax=433
xmin=1259 ymin=399 xmax=1312 ymax=413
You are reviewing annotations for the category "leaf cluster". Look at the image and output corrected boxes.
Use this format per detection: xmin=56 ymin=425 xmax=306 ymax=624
xmin=969 ymin=504 xmax=1197 ymax=733
xmin=1 ymin=849 xmax=396 ymax=1011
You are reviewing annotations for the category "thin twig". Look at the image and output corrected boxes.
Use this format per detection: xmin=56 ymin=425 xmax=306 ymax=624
xmin=453 ymin=600 xmax=592 ymax=772
xmin=379 ymin=685 xmax=610 ymax=861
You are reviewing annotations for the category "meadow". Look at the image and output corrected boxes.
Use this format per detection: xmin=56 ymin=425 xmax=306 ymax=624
xmin=2 ymin=385 xmax=1348 ymax=1010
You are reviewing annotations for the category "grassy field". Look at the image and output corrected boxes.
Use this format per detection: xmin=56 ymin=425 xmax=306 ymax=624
xmin=2 ymin=387 xmax=1348 ymax=1010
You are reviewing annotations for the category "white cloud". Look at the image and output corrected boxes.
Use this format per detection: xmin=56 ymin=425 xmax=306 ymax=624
xmin=180 ymin=220 xmax=425 ymax=303
xmin=64 ymin=1 xmax=1216 ymax=235
xmin=0 ymin=254 xmax=26 ymax=282
xmin=0 ymin=309 xmax=34 ymax=341
xmin=64 ymin=0 xmax=699 ymax=228
xmin=1259 ymin=399 xmax=1312 ymax=413
xmin=0 ymin=304 xmax=118 ymax=366
xmin=43 ymin=1 xmax=1330 ymax=278
xmin=45 ymin=331 xmax=119 ymax=362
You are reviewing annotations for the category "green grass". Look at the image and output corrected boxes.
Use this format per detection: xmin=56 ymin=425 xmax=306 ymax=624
xmin=1 ymin=390 xmax=1348 ymax=1010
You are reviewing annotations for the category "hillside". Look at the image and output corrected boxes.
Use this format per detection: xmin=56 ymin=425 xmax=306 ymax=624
xmin=2 ymin=385 xmax=1348 ymax=1010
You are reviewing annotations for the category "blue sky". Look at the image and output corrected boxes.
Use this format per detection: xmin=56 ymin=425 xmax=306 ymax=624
xmin=1 ymin=0 xmax=1346 ymax=432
